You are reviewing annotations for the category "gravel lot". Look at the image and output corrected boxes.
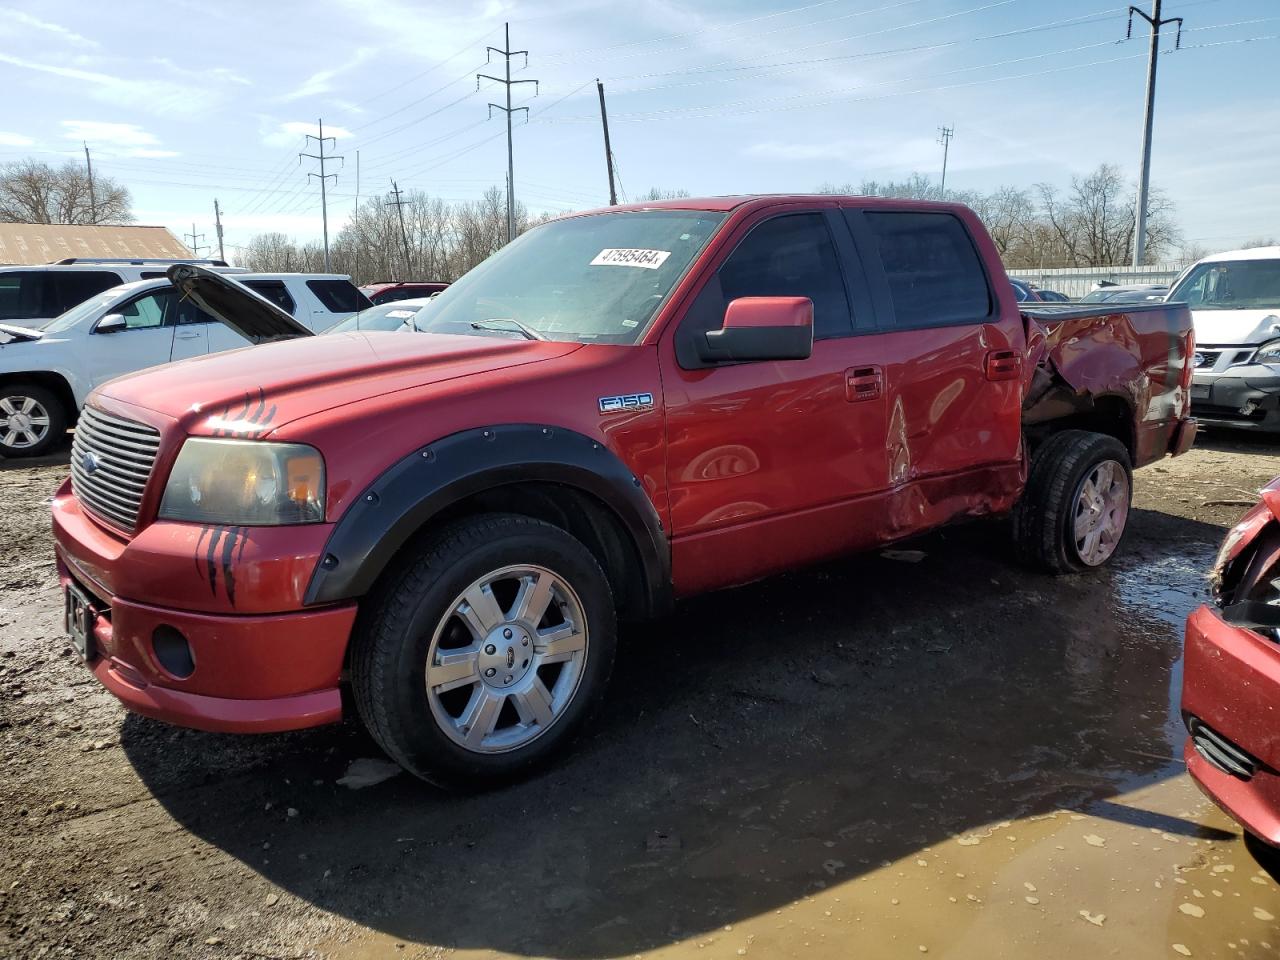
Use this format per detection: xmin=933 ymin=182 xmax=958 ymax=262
xmin=3 ymin=430 xmax=1280 ymax=960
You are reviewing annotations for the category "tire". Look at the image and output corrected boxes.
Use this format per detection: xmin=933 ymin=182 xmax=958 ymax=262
xmin=350 ymin=513 xmax=617 ymax=789
xmin=0 ymin=383 xmax=66 ymax=458
xmin=1012 ymin=429 xmax=1133 ymax=574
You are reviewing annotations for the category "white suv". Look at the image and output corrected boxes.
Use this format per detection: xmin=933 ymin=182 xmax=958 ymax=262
xmin=0 ymin=272 xmax=369 ymax=457
xmin=0 ymin=258 xmax=243 ymax=329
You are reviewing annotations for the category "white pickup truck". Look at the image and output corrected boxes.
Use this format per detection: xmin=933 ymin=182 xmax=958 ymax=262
xmin=0 ymin=272 xmax=370 ymax=457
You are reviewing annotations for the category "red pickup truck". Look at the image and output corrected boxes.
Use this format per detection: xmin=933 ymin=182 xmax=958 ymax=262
xmin=51 ymin=196 xmax=1197 ymax=788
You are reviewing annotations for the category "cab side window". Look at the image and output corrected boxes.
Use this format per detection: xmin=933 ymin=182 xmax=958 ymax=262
xmin=864 ymin=212 xmax=992 ymax=328
xmin=677 ymin=213 xmax=852 ymax=367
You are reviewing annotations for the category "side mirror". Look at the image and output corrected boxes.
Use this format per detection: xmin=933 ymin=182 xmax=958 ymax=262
xmin=698 ymin=296 xmax=814 ymax=363
xmin=95 ymin=314 xmax=127 ymax=335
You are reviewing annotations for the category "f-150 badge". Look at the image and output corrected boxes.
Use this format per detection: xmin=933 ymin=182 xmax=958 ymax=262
xmin=598 ymin=392 xmax=655 ymax=414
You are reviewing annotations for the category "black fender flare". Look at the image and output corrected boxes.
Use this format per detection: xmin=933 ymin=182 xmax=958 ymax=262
xmin=303 ymin=424 xmax=671 ymax=614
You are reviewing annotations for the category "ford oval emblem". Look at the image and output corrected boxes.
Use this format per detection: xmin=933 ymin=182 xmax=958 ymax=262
xmin=82 ymin=450 xmax=100 ymax=474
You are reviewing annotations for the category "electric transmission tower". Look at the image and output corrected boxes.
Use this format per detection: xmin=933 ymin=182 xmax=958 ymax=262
xmin=184 ymin=224 xmax=208 ymax=258
xmin=479 ymin=23 xmax=539 ymax=243
xmin=300 ymin=119 xmax=344 ymax=271
xmin=386 ymin=180 xmax=414 ymax=279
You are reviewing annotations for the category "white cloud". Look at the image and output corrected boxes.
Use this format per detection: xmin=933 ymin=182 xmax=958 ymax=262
xmin=278 ymin=48 xmax=378 ymax=103
xmin=0 ymin=10 xmax=97 ymax=48
xmin=0 ymin=52 xmax=220 ymax=115
xmin=0 ymin=131 xmax=36 ymax=147
xmin=59 ymin=121 xmax=179 ymax=159
xmin=260 ymin=119 xmax=355 ymax=149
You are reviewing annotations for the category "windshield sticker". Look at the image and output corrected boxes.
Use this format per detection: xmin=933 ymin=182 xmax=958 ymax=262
xmin=387 ymin=310 xmax=416 ymax=319
xmin=590 ymin=248 xmax=671 ymax=270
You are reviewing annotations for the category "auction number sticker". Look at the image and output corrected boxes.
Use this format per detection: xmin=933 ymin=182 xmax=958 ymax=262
xmin=590 ymin=248 xmax=671 ymax=269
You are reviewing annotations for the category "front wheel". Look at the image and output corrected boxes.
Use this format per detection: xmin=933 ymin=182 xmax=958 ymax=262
xmin=350 ymin=513 xmax=616 ymax=789
xmin=1013 ymin=430 xmax=1133 ymax=574
xmin=0 ymin=383 xmax=65 ymax=458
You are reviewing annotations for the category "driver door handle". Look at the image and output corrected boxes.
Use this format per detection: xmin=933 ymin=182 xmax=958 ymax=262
xmin=845 ymin=366 xmax=882 ymax=403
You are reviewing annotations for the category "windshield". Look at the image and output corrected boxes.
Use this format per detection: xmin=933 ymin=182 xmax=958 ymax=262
xmin=1170 ymin=259 xmax=1280 ymax=310
xmin=417 ymin=210 xmax=726 ymax=343
xmin=39 ymin=290 xmax=121 ymax=333
xmin=325 ymin=302 xmax=427 ymax=334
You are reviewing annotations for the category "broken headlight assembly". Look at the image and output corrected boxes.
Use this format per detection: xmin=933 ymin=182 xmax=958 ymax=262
xmin=159 ymin=438 xmax=326 ymax=525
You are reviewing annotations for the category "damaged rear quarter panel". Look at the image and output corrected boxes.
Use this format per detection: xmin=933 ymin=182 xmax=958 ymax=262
xmin=1022 ymin=302 xmax=1193 ymax=467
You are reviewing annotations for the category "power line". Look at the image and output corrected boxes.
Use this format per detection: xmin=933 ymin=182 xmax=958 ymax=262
xmin=478 ymin=22 xmax=539 ymax=242
xmin=938 ymin=126 xmax=954 ymax=196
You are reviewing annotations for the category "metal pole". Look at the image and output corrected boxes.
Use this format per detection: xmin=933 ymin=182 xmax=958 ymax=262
xmin=1133 ymin=0 xmax=1160 ymax=266
xmin=83 ymin=142 xmax=96 ymax=224
xmin=318 ymin=119 xmax=331 ymax=271
xmin=938 ymin=126 xmax=953 ymax=197
xmin=388 ymin=180 xmax=413 ymax=279
xmin=354 ymin=150 xmax=360 ymax=285
xmin=213 ymin=199 xmax=225 ymax=262
xmin=1128 ymin=0 xmax=1183 ymax=266
xmin=597 ymin=79 xmax=618 ymax=206
xmin=504 ymin=23 xmax=515 ymax=241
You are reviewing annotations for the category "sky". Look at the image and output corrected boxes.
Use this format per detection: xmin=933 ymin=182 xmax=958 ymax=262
xmin=0 ymin=0 xmax=1276 ymax=263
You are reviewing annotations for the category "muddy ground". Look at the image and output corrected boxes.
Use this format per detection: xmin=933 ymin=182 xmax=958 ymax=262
xmin=2 ymin=431 xmax=1280 ymax=960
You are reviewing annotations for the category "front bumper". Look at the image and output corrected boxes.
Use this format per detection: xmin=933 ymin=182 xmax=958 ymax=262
xmin=1191 ymin=365 xmax=1280 ymax=432
xmin=52 ymin=481 xmax=358 ymax=734
xmin=1182 ymin=604 xmax=1280 ymax=845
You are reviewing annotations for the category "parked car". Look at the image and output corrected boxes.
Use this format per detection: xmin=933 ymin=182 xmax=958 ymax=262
xmin=1009 ymin=278 xmax=1043 ymax=302
xmin=0 ymin=258 xmax=239 ymax=330
xmin=1078 ymin=283 xmax=1169 ymax=304
xmin=51 ymin=196 xmax=1196 ymax=788
xmin=0 ymin=272 xmax=368 ymax=457
xmin=1167 ymin=246 xmax=1280 ymax=432
xmin=1182 ymin=477 xmax=1280 ymax=855
xmin=1035 ymin=288 xmax=1071 ymax=302
xmin=360 ymin=281 xmax=449 ymax=304
xmin=324 ymin=297 xmax=434 ymax=334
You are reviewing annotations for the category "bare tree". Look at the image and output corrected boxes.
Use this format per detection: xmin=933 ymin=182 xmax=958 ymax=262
xmin=1242 ymin=237 xmax=1280 ymax=249
xmin=1036 ymin=164 xmax=1179 ymax=266
xmin=0 ymin=159 xmax=133 ymax=225
xmin=638 ymin=187 xmax=691 ymax=201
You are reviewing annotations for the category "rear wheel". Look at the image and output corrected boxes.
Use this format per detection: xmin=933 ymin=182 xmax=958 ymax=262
xmin=0 ymin=384 xmax=65 ymax=458
xmin=350 ymin=513 xmax=616 ymax=789
xmin=1013 ymin=430 xmax=1133 ymax=573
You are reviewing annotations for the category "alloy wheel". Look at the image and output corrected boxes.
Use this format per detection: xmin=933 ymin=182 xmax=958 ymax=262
xmin=1072 ymin=459 xmax=1130 ymax=566
xmin=424 ymin=564 xmax=589 ymax=754
xmin=0 ymin=395 xmax=51 ymax=450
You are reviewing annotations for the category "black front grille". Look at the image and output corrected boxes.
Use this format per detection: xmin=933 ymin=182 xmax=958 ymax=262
xmin=70 ymin=406 xmax=161 ymax=531
xmin=1189 ymin=717 xmax=1259 ymax=780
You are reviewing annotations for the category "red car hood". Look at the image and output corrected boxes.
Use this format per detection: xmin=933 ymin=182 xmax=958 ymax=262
xmin=96 ymin=331 xmax=581 ymax=435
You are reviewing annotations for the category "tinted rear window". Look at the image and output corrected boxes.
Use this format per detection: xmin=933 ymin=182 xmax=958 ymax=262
xmin=243 ymin=280 xmax=296 ymax=314
xmin=0 ymin=271 xmax=44 ymax=321
xmin=50 ymin=271 xmax=121 ymax=313
xmin=307 ymin=279 xmax=370 ymax=313
xmin=865 ymin=212 xmax=992 ymax=328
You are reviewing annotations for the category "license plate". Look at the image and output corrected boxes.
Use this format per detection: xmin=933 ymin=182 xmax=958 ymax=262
xmin=1190 ymin=383 xmax=1211 ymax=401
xmin=64 ymin=581 xmax=96 ymax=661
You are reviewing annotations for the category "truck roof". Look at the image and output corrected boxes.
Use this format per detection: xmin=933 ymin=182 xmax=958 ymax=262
xmin=567 ymin=194 xmax=976 ymax=216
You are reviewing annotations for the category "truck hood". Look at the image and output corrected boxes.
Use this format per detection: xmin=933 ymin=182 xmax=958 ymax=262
xmin=96 ymin=330 xmax=581 ymax=434
xmin=1190 ymin=308 xmax=1280 ymax=346
xmin=167 ymin=263 xmax=314 ymax=343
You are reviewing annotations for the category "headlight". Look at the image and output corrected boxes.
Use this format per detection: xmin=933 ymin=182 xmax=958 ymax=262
xmin=1254 ymin=338 xmax=1280 ymax=364
xmin=159 ymin=438 xmax=325 ymax=525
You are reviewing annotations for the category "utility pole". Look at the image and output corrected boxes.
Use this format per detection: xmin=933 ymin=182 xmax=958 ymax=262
xmin=596 ymin=79 xmax=618 ymax=206
xmin=300 ymin=118 xmax=343 ymax=272
xmin=354 ymin=150 xmax=361 ymax=285
xmin=479 ymin=23 xmax=539 ymax=243
xmin=83 ymin=142 xmax=96 ymax=224
xmin=184 ymin=224 xmax=208 ymax=258
xmin=1127 ymin=1 xmax=1183 ymax=266
xmin=937 ymin=125 xmax=954 ymax=197
xmin=387 ymin=180 xmax=413 ymax=279
xmin=213 ymin=199 xmax=225 ymax=262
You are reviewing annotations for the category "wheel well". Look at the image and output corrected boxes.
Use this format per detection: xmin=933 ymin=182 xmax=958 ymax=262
xmin=0 ymin=371 xmax=78 ymax=425
xmin=378 ymin=481 xmax=655 ymax=623
xmin=1024 ymin=394 xmax=1135 ymax=464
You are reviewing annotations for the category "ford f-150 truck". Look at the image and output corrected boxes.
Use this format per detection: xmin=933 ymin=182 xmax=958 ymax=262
xmin=51 ymin=196 xmax=1197 ymax=788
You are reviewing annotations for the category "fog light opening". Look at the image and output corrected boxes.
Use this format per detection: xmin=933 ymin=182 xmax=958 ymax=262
xmin=152 ymin=625 xmax=195 ymax=679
